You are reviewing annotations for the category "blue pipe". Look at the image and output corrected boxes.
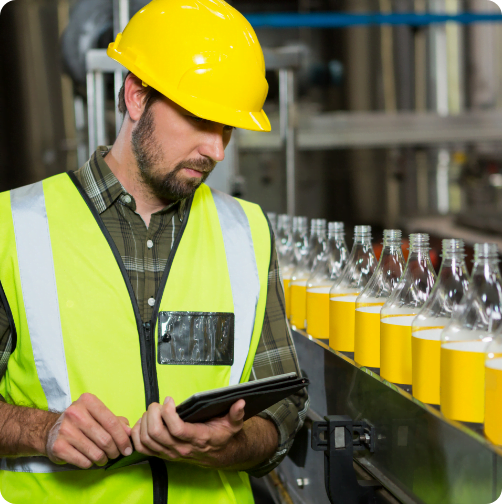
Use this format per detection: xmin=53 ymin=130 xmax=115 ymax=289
xmin=245 ymin=12 xmax=502 ymax=28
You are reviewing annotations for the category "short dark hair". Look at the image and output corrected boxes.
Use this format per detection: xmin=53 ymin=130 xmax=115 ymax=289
xmin=118 ymin=71 xmax=163 ymax=116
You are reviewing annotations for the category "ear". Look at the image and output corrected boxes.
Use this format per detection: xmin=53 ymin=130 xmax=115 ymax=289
xmin=124 ymin=73 xmax=147 ymax=121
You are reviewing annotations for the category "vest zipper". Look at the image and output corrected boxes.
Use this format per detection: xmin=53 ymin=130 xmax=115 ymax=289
xmin=68 ymin=172 xmax=193 ymax=504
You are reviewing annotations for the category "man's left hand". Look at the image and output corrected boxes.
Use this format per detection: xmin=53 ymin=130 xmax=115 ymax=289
xmin=131 ymin=397 xmax=246 ymax=466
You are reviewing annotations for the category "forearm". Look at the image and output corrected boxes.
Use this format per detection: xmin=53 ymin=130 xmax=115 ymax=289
xmin=195 ymin=416 xmax=278 ymax=471
xmin=0 ymin=401 xmax=59 ymax=457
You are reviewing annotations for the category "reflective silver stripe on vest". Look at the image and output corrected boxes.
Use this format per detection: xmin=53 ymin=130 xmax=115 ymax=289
xmin=211 ymin=189 xmax=261 ymax=385
xmin=0 ymin=456 xmax=148 ymax=473
xmin=10 ymin=182 xmax=72 ymax=412
xmin=1 ymin=457 xmax=85 ymax=473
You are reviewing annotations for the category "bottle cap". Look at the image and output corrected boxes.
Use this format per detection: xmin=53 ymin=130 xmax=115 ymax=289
xmin=383 ymin=229 xmax=402 ymax=242
xmin=277 ymin=214 xmax=291 ymax=230
xmin=354 ymin=225 xmax=371 ymax=238
xmin=441 ymin=238 xmax=465 ymax=257
xmin=292 ymin=216 xmax=308 ymax=233
xmin=329 ymin=222 xmax=344 ymax=234
xmin=409 ymin=233 xmax=430 ymax=249
xmin=311 ymin=219 xmax=327 ymax=233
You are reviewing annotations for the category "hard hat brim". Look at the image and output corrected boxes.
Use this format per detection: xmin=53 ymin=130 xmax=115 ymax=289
xmin=108 ymin=45 xmax=271 ymax=133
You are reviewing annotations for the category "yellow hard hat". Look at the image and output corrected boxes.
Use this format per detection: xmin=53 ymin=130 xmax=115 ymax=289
xmin=107 ymin=0 xmax=271 ymax=132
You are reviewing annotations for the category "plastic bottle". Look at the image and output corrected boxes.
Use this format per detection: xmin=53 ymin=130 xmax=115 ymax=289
xmin=329 ymin=225 xmax=377 ymax=355
xmin=380 ymin=233 xmax=436 ymax=391
xmin=354 ymin=230 xmax=405 ymax=371
xmin=290 ymin=219 xmax=327 ymax=329
xmin=306 ymin=222 xmax=349 ymax=339
xmin=441 ymin=243 xmax=502 ymax=425
xmin=280 ymin=216 xmax=308 ymax=318
xmin=276 ymin=214 xmax=291 ymax=261
xmin=411 ymin=239 xmax=469 ymax=406
xmin=485 ymin=325 xmax=502 ymax=445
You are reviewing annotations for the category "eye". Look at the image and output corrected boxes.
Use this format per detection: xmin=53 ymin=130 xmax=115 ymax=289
xmin=224 ymin=125 xmax=234 ymax=132
xmin=189 ymin=115 xmax=204 ymax=123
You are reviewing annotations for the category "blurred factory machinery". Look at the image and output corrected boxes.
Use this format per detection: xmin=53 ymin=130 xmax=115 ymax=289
xmin=2 ymin=0 xmax=502 ymax=244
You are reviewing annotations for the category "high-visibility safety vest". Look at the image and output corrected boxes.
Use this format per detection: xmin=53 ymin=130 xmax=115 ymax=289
xmin=0 ymin=172 xmax=272 ymax=504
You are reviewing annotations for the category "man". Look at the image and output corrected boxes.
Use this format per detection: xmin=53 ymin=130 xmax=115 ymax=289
xmin=0 ymin=0 xmax=308 ymax=503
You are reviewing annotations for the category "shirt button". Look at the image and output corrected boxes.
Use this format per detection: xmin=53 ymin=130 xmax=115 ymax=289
xmin=147 ymin=240 xmax=154 ymax=249
xmin=123 ymin=195 xmax=132 ymax=204
xmin=148 ymin=297 xmax=155 ymax=307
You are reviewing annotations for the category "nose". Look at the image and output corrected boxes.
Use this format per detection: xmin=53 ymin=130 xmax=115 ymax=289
xmin=198 ymin=126 xmax=227 ymax=163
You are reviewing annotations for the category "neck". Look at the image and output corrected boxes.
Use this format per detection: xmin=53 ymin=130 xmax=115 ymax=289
xmin=106 ymin=120 xmax=177 ymax=227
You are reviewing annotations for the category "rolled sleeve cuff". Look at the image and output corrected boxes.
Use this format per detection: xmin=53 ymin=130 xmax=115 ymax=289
xmin=245 ymin=396 xmax=310 ymax=478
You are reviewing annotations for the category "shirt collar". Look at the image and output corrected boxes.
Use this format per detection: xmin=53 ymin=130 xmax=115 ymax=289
xmin=78 ymin=146 xmax=186 ymax=220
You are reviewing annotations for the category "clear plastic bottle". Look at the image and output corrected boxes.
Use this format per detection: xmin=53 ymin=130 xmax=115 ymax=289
xmin=380 ymin=233 xmax=436 ymax=391
xmin=306 ymin=222 xmax=349 ymax=339
xmin=411 ymin=239 xmax=469 ymax=406
xmin=280 ymin=216 xmax=308 ymax=318
xmin=441 ymin=243 xmax=502 ymax=425
xmin=276 ymin=214 xmax=291 ymax=261
xmin=354 ymin=230 xmax=405 ymax=371
xmin=329 ymin=225 xmax=377 ymax=355
xmin=290 ymin=219 xmax=327 ymax=329
xmin=485 ymin=325 xmax=502 ymax=445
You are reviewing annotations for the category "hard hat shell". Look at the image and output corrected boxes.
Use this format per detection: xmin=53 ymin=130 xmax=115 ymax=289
xmin=107 ymin=0 xmax=271 ymax=132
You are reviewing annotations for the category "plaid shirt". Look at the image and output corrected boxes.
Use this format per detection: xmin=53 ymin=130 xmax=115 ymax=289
xmin=0 ymin=147 xmax=308 ymax=476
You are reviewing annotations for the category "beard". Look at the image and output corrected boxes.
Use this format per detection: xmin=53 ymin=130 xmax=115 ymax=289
xmin=131 ymin=106 xmax=215 ymax=202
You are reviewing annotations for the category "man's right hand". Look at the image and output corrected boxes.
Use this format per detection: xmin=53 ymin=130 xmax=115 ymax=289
xmin=45 ymin=393 xmax=132 ymax=469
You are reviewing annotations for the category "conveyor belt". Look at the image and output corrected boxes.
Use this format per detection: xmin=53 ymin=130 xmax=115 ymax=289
xmin=276 ymin=330 xmax=502 ymax=504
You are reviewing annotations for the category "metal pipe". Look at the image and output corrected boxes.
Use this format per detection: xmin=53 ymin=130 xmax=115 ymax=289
xmin=280 ymin=69 xmax=297 ymax=216
xmin=86 ymin=72 xmax=96 ymax=154
xmin=245 ymin=12 xmax=502 ymax=28
xmin=113 ymin=0 xmax=129 ymax=139
xmin=95 ymin=71 xmax=106 ymax=148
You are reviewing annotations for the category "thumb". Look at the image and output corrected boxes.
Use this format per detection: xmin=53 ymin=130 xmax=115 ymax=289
xmin=228 ymin=399 xmax=245 ymax=424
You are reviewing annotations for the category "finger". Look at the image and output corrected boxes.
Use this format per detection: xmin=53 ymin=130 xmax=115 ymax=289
xmin=147 ymin=403 xmax=195 ymax=457
xmin=117 ymin=416 xmax=132 ymax=436
xmin=62 ymin=422 xmax=108 ymax=466
xmin=50 ymin=439 xmax=93 ymax=469
xmin=161 ymin=397 xmax=199 ymax=443
xmin=132 ymin=419 xmax=157 ymax=457
xmin=140 ymin=413 xmax=178 ymax=459
xmin=141 ymin=410 xmax=171 ymax=453
xmin=73 ymin=409 xmax=122 ymax=461
xmin=84 ymin=395 xmax=133 ymax=456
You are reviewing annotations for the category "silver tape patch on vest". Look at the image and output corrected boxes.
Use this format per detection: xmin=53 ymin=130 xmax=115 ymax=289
xmin=211 ymin=189 xmax=260 ymax=386
xmin=11 ymin=182 xmax=72 ymax=413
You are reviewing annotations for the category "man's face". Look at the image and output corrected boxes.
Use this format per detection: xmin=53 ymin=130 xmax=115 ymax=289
xmin=131 ymin=96 xmax=233 ymax=202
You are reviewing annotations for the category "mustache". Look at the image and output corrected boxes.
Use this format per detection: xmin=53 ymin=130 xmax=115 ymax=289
xmin=174 ymin=158 xmax=216 ymax=174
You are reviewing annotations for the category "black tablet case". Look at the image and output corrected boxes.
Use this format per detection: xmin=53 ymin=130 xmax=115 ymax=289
xmin=106 ymin=372 xmax=309 ymax=470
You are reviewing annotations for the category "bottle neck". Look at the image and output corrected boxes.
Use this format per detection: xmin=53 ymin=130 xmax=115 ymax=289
xmin=406 ymin=248 xmax=433 ymax=269
xmin=472 ymin=258 xmax=501 ymax=278
xmin=382 ymin=241 xmax=402 ymax=254
xmin=353 ymin=236 xmax=372 ymax=246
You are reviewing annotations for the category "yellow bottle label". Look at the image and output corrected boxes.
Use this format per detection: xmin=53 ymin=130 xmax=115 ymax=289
xmin=411 ymin=328 xmax=443 ymax=405
xmin=290 ymin=284 xmax=307 ymax=329
xmin=441 ymin=341 xmax=486 ymax=423
xmin=329 ymin=294 xmax=358 ymax=352
xmin=380 ymin=316 xmax=415 ymax=385
xmin=485 ymin=358 xmax=502 ymax=445
xmin=283 ymin=278 xmax=291 ymax=318
xmin=306 ymin=287 xmax=330 ymax=339
xmin=354 ymin=305 xmax=383 ymax=368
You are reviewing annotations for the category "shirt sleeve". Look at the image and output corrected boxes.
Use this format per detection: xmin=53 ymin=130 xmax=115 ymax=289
xmin=0 ymin=284 xmax=13 ymax=387
xmin=245 ymin=239 xmax=309 ymax=478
